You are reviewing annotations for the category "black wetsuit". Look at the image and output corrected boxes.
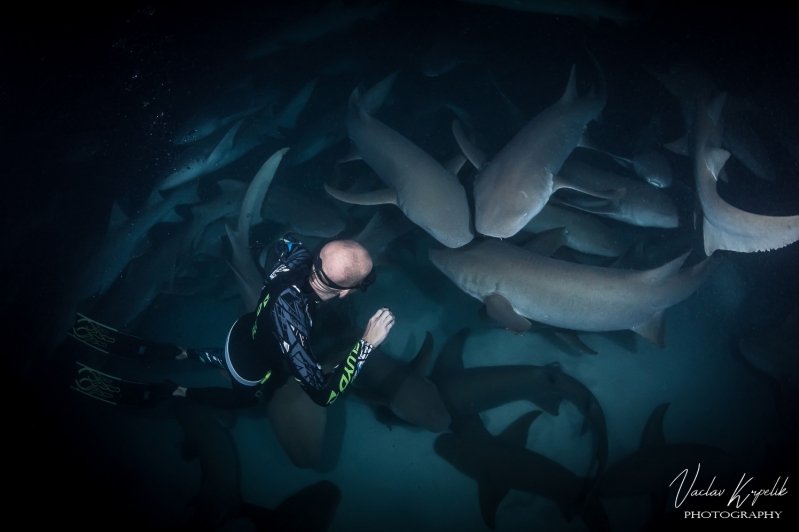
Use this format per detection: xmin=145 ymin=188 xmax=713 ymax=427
xmin=185 ymin=237 xmax=373 ymax=408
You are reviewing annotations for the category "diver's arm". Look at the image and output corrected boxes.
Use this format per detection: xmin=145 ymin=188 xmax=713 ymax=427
xmin=361 ymin=307 xmax=394 ymax=348
xmin=266 ymin=236 xmax=311 ymax=282
xmin=270 ymin=287 xmax=374 ymax=406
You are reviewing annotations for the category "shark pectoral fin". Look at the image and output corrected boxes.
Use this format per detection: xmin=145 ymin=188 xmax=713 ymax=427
xmin=408 ymin=331 xmax=435 ymax=376
xmin=478 ymin=479 xmax=510 ymax=530
xmin=702 ymin=217 xmax=735 ymax=256
xmin=523 ymin=227 xmax=569 ymax=256
xmin=530 ymin=394 xmax=562 ymax=416
xmin=323 ymin=184 xmax=398 ymax=206
xmin=554 ymin=195 xmax=614 ymax=212
xmin=336 ymin=143 xmax=363 ymax=164
xmin=663 ymin=136 xmax=690 ymax=156
xmin=639 ymin=403 xmax=670 ymax=450
xmin=498 ymin=410 xmax=542 ymax=446
xmin=705 ymin=148 xmax=731 ymax=181
xmin=576 ymin=134 xmax=598 ymax=151
xmin=452 ymin=119 xmax=487 ymax=169
xmin=580 ymin=415 xmax=591 ymax=436
xmin=611 ymin=154 xmax=634 ymax=168
xmin=718 ymin=167 xmax=729 ymax=183
xmin=554 ymin=331 xmax=597 ymax=355
xmin=630 ymin=310 xmax=666 ymax=347
xmin=444 ymin=153 xmax=467 ymax=175
xmin=484 ymin=294 xmax=531 ymax=334
xmin=552 ymin=175 xmax=625 ymax=202
xmin=430 ymin=328 xmax=471 ymax=381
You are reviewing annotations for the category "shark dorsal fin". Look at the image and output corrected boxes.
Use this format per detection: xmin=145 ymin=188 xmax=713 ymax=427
xmin=522 ymin=227 xmax=568 ymax=257
xmin=408 ymin=331 xmax=435 ymax=376
xmin=560 ymin=65 xmax=578 ymax=104
xmin=337 ymin=143 xmax=362 ymax=164
xmin=361 ymin=71 xmax=399 ymax=115
xmin=705 ymin=148 xmax=731 ymax=181
xmin=145 ymin=188 xmax=165 ymax=209
xmin=636 ymin=252 xmax=690 ymax=284
xmin=452 ymin=119 xmax=487 ymax=169
xmin=348 ymin=87 xmax=362 ymax=113
xmin=430 ymin=328 xmax=471 ymax=381
xmin=277 ymin=78 xmax=319 ymax=130
xmin=106 ymin=201 xmax=128 ymax=238
xmin=207 ymin=120 xmax=244 ymax=166
xmin=323 ymin=184 xmax=398 ymax=206
xmin=639 ymin=403 xmax=670 ymax=450
xmin=498 ymin=410 xmax=542 ymax=447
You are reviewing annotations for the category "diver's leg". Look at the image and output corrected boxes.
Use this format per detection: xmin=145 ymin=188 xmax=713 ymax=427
xmin=179 ymin=377 xmax=259 ymax=409
xmin=175 ymin=347 xmax=226 ymax=366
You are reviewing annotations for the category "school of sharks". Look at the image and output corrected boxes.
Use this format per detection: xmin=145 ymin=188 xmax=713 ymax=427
xmin=3 ymin=0 xmax=799 ymax=531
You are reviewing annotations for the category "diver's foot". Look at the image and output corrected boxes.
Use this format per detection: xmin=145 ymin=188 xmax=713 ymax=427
xmin=151 ymin=379 xmax=180 ymax=402
xmin=175 ymin=347 xmax=188 ymax=361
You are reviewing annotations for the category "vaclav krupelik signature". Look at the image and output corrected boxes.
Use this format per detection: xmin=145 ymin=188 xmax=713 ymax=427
xmin=671 ymin=463 xmax=789 ymax=508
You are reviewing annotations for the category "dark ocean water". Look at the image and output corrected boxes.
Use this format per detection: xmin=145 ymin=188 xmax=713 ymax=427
xmin=3 ymin=1 xmax=798 ymax=531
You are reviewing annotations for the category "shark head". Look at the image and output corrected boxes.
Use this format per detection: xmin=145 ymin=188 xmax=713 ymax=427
xmin=473 ymin=185 xmax=537 ymax=239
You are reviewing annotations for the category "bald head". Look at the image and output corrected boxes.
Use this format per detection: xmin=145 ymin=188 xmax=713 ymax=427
xmin=318 ymin=239 xmax=373 ymax=288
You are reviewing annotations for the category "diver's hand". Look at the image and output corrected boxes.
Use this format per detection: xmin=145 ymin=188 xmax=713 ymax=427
xmin=362 ymin=307 xmax=395 ymax=348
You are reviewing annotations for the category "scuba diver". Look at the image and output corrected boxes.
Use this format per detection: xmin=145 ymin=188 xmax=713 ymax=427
xmin=69 ymin=235 xmax=392 ymax=470
xmin=165 ymin=236 xmax=394 ymax=408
